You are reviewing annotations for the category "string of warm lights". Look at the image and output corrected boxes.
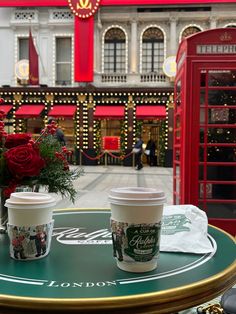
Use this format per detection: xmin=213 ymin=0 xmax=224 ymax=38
xmin=0 ymin=91 xmax=174 ymax=164
xmin=76 ymin=99 xmax=80 ymax=149
xmin=82 ymin=100 xmax=88 ymax=149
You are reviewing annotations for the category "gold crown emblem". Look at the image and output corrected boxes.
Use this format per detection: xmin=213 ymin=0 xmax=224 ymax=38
xmin=220 ymin=32 xmax=232 ymax=42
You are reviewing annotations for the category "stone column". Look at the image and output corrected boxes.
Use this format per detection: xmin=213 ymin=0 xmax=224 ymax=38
xmin=169 ymin=16 xmax=178 ymax=56
xmin=130 ymin=19 xmax=138 ymax=73
xmin=210 ymin=16 xmax=217 ymax=29
xmin=94 ymin=11 xmax=102 ymax=72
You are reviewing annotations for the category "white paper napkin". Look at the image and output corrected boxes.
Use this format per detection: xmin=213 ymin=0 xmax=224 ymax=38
xmin=160 ymin=205 xmax=215 ymax=254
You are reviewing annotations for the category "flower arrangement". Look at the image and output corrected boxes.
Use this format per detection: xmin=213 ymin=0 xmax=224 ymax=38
xmin=0 ymin=108 xmax=82 ymax=202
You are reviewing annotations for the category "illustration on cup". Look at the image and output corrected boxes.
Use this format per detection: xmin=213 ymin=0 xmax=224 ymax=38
xmin=8 ymin=221 xmax=54 ymax=260
xmin=111 ymin=219 xmax=162 ymax=264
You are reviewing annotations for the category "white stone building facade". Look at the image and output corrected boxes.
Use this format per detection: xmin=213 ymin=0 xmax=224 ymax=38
xmin=0 ymin=3 xmax=236 ymax=88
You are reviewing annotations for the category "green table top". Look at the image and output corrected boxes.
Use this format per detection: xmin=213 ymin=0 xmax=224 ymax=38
xmin=0 ymin=209 xmax=235 ymax=313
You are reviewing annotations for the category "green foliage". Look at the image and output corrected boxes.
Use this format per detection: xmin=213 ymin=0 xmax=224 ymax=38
xmin=94 ymin=120 xmax=102 ymax=154
xmin=38 ymin=134 xmax=61 ymax=160
xmin=136 ymin=121 xmax=143 ymax=138
xmin=36 ymin=131 xmax=83 ymax=203
xmin=38 ymin=164 xmax=83 ymax=203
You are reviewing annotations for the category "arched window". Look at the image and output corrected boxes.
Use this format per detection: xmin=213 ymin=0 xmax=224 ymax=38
xmin=181 ymin=26 xmax=201 ymax=40
xmin=225 ymin=24 xmax=236 ymax=28
xmin=104 ymin=27 xmax=126 ymax=73
xmin=142 ymin=27 xmax=164 ymax=73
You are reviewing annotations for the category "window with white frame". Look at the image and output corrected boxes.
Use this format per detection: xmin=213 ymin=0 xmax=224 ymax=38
xmin=55 ymin=37 xmax=72 ymax=85
xmin=181 ymin=26 xmax=201 ymax=40
xmin=104 ymin=28 xmax=126 ymax=73
xmin=17 ymin=37 xmax=30 ymax=85
xmin=142 ymin=27 xmax=164 ymax=73
xmin=19 ymin=38 xmax=29 ymax=60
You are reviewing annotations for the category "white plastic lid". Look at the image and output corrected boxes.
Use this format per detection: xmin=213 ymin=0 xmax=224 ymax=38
xmin=109 ymin=187 xmax=166 ymax=206
xmin=5 ymin=192 xmax=56 ymax=207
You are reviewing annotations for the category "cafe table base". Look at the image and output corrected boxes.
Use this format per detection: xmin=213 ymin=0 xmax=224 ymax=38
xmin=0 ymin=209 xmax=235 ymax=314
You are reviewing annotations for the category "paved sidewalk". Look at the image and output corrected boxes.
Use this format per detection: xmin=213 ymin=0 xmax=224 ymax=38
xmin=53 ymin=165 xmax=173 ymax=209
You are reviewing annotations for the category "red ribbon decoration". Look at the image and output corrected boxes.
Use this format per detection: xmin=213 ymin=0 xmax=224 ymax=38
xmin=74 ymin=16 xmax=94 ymax=82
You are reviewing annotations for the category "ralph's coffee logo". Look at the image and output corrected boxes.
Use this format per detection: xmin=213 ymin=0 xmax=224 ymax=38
xmin=53 ymin=227 xmax=112 ymax=244
xmin=67 ymin=0 xmax=100 ymax=18
xmin=161 ymin=214 xmax=191 ymax=235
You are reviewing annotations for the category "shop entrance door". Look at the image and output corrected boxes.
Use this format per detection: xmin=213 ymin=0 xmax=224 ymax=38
xmin=142 ymin=122 xmax=165 ymax=166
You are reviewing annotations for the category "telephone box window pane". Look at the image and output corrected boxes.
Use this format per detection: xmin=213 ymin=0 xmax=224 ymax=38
xmin=202 ymin=108 xmax=236 ymax=124
xmin=209 ymin=108 xmax=232 ymax=124
xmin=200 ymin=71 xmax=206 ymax=87
xmin=175 ymin=177 xmax=180 ymax=194
xmin=175 ymin=150 xmax=180 ymax=163
xmin=208 ymin=90 xmax=236 ymax=106
xmin=199 ymin=165 xmax=235 ymax=181
xmin=199 ymin=203 xmax=235 ymax=216
xmin=200 ymin=90 xmax=205 ymax=106
xmin=199 ymin=127 xmax=205 ymax=144
xmin=199 ymin=147 xmax=204 ymax=161
xmin=212 ymin=165 xmax=235 ymax=181
xmin=210 ymin=183 xmax=235 ymax=200
xmin=208 ymin=70 xmax=236 ymax=86
xmin=207 ymin=147 xmax=235 ymax=162
xmin=199 ymin=165 xmax=203 ymax=180
xmin=199 ymin=183 xmax=235 ymax=204
xmin=199 ymin=183 xmax=213 ymax=199
xmin=199 ymin=108 xmax=205 ymax=124
xmin=207 ymin=128 xmax=236 ymax=143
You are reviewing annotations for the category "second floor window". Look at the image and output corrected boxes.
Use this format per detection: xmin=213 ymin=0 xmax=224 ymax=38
xmin=142 ymin=27 xmax=164 ymax=73
xmin=19 ymin=38 xmax=29 ymax=60
xmin=181 ymin=26 xmax=201 ymax=41
xmin=17 ymin=37 xmax=30 ymax=85
xmin=104 ymin=28 xmax=126 ymax=73
xmin=55 ymin=37 xmax=72 ymax=86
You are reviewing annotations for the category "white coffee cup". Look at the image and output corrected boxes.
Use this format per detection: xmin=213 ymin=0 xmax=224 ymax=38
xmin=5 ymin=192 xmax=56 ymax=261
xmin=109 ymin=187 xmax=166 ymax=273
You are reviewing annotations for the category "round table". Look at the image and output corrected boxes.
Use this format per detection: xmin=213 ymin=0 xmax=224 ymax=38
xmin=0 ymin=209 xmax=235 ymax=314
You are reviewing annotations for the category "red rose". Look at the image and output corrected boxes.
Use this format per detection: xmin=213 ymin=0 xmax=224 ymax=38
xmin=4 ymin=145 xmax=45 ymax=178
xmin=3 ymin=183 xmax=17 ymax=198
xmin=5 ymin=133 xmax=32 ymax=149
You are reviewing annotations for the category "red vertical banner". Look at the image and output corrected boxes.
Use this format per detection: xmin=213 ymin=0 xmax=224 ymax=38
xmin=29 ymin=29 xmax=39 ymax=85
xmin=74 ymin=16 xmax=94 ymax=82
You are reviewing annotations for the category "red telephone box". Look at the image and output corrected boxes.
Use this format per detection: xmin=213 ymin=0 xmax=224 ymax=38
xmin=174 ymin=28 xmax=236 ymax=218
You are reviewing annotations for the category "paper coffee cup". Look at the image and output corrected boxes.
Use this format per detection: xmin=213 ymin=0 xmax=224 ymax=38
xmin=109 ymin=187 xmax=166 ymax=273
xmin=5 ymin=192 xmax=56 ymax=261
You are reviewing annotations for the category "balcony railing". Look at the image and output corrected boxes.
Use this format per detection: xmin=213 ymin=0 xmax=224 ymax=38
xmin=140 ymin=73 xmax=167 ymax=82
xmin=94 ymin=72 xmax=170 ymax=88
xmin=101 ymin=74 xmax=127 ymax=83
